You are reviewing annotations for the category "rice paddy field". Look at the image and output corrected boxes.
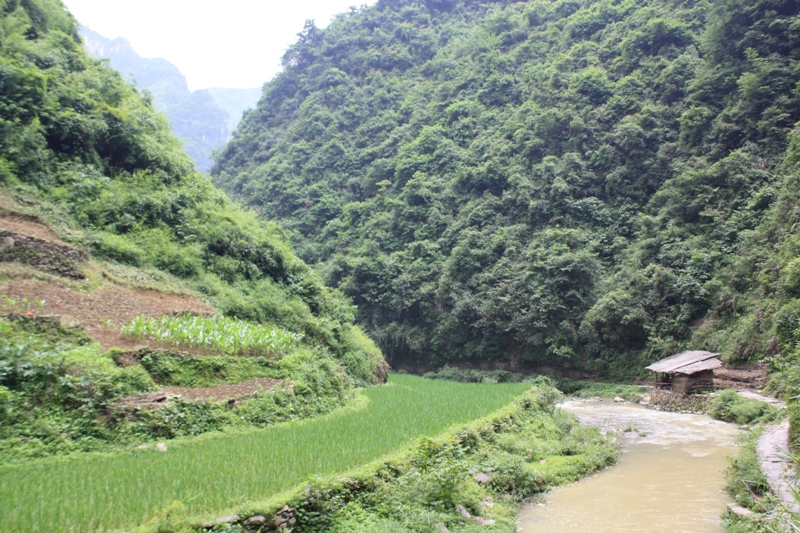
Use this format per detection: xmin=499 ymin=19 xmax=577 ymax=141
xmin=0 ymin=374 xmax=530 ymax=533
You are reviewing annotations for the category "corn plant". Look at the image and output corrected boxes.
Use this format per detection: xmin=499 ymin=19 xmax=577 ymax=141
xmin=121 ymin=315 xmax=304 ymax=357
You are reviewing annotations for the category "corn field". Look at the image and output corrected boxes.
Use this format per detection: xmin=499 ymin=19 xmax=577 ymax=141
xmin=121 ymin=315 xmax=303 ymax=356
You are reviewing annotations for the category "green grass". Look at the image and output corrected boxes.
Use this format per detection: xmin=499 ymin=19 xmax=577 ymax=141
xmin=709 ymin=389 xmax=783 ymax=425
xmin=0 ymin=374 xmax=529 ymax=533
xmin=121 ymin=315 xmax=303 ymax=356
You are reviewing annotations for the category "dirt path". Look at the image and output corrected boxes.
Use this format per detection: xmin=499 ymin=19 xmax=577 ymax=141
xmin=0 ymin=278 xmax=214 ymax=349
xmin=117 ymin=379 xmax=286 ymax=409
xmin=735 ymin=391 xmax=797 ymax=514
xmin=163 ymin=378 xmax=285 ymax=402
xmin=756 ymin=421 xmax=799 ymax=515
xmin=737 ymin=390 xmax=786 ymax=408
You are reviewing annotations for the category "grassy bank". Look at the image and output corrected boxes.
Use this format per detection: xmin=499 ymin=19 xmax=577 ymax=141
xmin=421 ymin=366 xmax=649 ymax=402
xmin=137 ymin=383 xmax=616 ymax=533
xmin=718 ymin=392 xmax=792 ymax=533
xmin=0 ymin=375 xmax=530 ymax=533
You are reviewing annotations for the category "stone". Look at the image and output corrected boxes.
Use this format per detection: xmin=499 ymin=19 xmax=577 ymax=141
xmin=136 ymin=444 xmax=148 ymax=450
xmin=274 ymin=505 xmax=296 ymax=529
xmin=613 ymin=396 xmax=625 ymax=403
xmin=60 ymin=315 xmax=80 ymax=328
xmin=201 ymin=522 xmax=214 ymax=529
xmin=481 ymin=497 xmax=494 ymax=509
xmin=473 ymin=472 xmax=492 ymax=484
xmin=215 ymin=514 xmax=240 ymax=524
xmin=2 ymin=236 xmax=14 ymax=248
xmin=456 ymin=504 xmax=471 ymax=519
xmin=436 ymin=525 xmax=450 ymax=532
xmin=156 ymin=442 xmax=168 ymax=452
xmin=726 ymin=503 xmax=753 ymax=517
xmin=475 ymin=517 xmax=496 ymax=526
xmin=244 ymin=515 xmax=267 ymax=526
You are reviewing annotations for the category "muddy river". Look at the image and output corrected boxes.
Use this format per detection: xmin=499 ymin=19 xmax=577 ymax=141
xmin=518 ymin=400 xmax=742 ymax=533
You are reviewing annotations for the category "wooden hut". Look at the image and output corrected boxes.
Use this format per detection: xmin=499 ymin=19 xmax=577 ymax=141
xmin=646 ymin=350 xmax=721 ymax=394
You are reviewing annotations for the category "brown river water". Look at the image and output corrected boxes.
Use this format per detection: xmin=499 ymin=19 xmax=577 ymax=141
xmin=518 ymin=399 xmax=742 ymax=533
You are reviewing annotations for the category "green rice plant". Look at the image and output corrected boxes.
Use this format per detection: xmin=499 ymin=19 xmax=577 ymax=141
xmin=0 ymin=375 xmax=529 ymax=533
xmin=121 ymin=315 xmax=304 ymax=357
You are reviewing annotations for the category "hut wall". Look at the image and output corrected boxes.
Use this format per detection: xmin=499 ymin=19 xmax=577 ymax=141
xmin=672 ymin=369 xmax=715 ymax=394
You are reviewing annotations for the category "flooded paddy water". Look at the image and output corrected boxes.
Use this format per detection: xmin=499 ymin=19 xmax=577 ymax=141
xmin=518 ymin=400 xmax=742 ymax=533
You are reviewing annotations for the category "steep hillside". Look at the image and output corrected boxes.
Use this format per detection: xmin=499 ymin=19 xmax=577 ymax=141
xmin=80 ymin=27 xmax=260 ymax=171
xmin=214 ymin=0 xmax=800 ymax=374
xmin=206 ymin=86 xmax=262 ymax=126
xmin=0 ymin=0 xmax=383 ymax=461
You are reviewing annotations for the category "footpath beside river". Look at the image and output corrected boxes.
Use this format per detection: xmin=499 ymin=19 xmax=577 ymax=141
xmin=518 ymin=400 xmax=741 ymax=532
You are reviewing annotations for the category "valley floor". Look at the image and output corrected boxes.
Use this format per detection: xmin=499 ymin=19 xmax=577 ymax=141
xmin=0 ymin=375 xmax=533 ymax=532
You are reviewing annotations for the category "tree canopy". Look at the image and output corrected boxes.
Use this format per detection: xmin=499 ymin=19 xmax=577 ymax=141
xmin=0 ymin=0 xmax=382 ymax=383
xmin=213 ymin=0 xmax=800 ymax=373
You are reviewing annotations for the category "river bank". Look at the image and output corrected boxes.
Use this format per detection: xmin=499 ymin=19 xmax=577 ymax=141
xmin=518 ymin=400 xmax=741 ymax=532
xmin=110 ymin=382 xmax=616 ymax=533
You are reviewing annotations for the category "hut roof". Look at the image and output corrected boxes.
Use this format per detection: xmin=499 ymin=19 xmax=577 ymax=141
xmin=645 ymin=350 xmax=721 ymax=375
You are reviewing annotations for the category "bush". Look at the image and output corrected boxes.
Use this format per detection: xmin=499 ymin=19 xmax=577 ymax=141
xmin=422 ymin=366 xmax=534 ymax=383
xmin=709 ymin=389 xmax=781 ymax=425
xmin=789 ymin=402 xmax=800 ymax=450
xmin=94 ymin=231 xmax=145 ymax=265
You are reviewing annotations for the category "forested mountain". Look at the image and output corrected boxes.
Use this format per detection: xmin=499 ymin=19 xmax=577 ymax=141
xmin=0 ymin=0 xmax=381 ymax=382
xmin=206 ymin=86 xmax=262 ymax=128
xmin=80 ymin=28 xmax=260 ymax=171
xmin=213 ymin=0 xmax=800 ymax=374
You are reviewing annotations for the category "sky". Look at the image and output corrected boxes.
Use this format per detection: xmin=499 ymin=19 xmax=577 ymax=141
xmin=61 ymin=0 xmax=373 ymax=91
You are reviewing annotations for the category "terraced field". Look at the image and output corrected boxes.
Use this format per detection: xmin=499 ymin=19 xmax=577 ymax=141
xmin=0 ymin=374 xmax=530 ymax=533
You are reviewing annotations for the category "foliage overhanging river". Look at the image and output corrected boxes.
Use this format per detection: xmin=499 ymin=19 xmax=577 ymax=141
xmin=518 ymin=400 xmax=741 ymax=532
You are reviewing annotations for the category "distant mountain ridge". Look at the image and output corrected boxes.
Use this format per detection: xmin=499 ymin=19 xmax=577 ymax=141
xmin=80 ymin=27 xmax=260 ymax=171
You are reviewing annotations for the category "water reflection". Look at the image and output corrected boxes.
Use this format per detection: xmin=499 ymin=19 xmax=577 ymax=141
xmin=518 ymin=400 xmax=741 ymax=533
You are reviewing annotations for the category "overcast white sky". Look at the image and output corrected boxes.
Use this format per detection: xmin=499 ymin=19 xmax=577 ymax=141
xmin=61 ymin=0 xmax=372 ymax=90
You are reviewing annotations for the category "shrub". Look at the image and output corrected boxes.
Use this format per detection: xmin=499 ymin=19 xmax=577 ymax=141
xmin=789 ymin=401 xmax=800 ymax=450
xmin=709 ymin=389 xmax=781 ymax=425
xmin=94 ymin=231 xmax=145 ymax=265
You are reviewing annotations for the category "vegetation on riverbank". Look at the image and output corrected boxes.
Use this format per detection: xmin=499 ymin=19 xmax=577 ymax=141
xmin=714 ymin=383 xmax=797 ymax=533
xmin=708 ymin=390 xmax=782 ymax=426
xmin=130 ymin=382 xmax=615 ymax=533
xmin=1 ymin=374 xmax=539 ymax=533
xmin=722 ymin=428 xmax=778 ymax=533
xmin=421 ymin=366 xmax=648 ymax=402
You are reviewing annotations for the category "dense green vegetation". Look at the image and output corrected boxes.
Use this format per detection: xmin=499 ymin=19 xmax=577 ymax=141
xmin=421 ymin=366 xmax=648 ymax=400
xmin=0 ymin=3 xmax=618 ymax=533
xmin=80 ymin=27 xmax=261 ymax=172
xmin=0 ymin=0 xmax=382 ymax=382
xmin=708 ymin=389 xmax=781 ymax=425
xmin=121 ymin=315 xmax=304 ymax=356
xmin=0 ymin=374 xmax=535 ymax=533
xmin=723 ymin=428 xmax=774 ymax=530
xmin=0 ymin=317 xmax=352 ymax=463
xmin=198 ymin=383 xmax=614 ymax=533
xmin=214 ymin=0 xmax=800 ymax=375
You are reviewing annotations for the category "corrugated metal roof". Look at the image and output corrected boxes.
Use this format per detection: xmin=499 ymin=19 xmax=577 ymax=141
xmin=673 ymin=358 xmax=722 ymax=375
xmin=645 ymin=350 xmax=721 ymax=373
